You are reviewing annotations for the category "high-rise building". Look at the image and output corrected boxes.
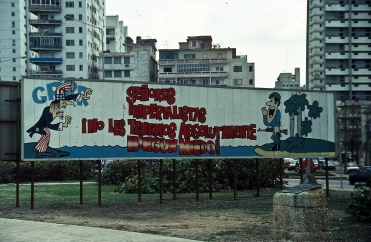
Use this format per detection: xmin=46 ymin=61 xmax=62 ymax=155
xmin=1 ymin=0 xmax=108 ymax=81
xmin=0 ymin=0 xmax=30 ymax=81
xmin=308 ymin=0 xmax=371 ymax=101
xmin=158 ymin=36 xmax=255 ymax=87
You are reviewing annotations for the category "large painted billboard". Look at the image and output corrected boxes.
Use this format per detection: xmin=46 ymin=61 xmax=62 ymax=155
xmin=22 ymin=79 xmax=336 ymax=161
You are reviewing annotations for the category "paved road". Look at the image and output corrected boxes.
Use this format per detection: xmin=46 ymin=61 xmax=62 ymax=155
xmin=0 ymin=218 xmax=199 ymax=242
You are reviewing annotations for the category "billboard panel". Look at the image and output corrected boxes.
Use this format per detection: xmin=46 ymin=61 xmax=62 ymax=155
xmin=0 ymin=82 xmax=20 ymax=161
xmin=22 ymin=79 xmax=336 ymax=161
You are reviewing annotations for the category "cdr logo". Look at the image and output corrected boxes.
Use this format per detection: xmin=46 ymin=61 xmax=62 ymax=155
xmin=31 ymin=81 xmax=90 ymax=106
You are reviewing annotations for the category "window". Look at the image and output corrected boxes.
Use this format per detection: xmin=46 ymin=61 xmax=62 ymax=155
xmin=216 ymin=67 xmax=223 ymax=71
xmin=79 ymin=65 xmax=83 ymax=71
xmin=234 ymin=79 xmax=242 ymax=85
xmin=177 ymin=64 xmax=209 ymax=72
xmin=79 ymin=27 xmax=83 ymax=33
xmin=215 ymin=80 xmax=224 ymax=85
xmin=105 ymin=71 xmax=112 ymax=78
xmin=114 ymin=57 xmax=121 ymax=64
xmin=12 ymin=21 xmax=15 ymax=27
xmin=66 ymin=2 xmax=74 ymax=8
xmin=114 ymin=70 xmax=121 ymax=77
xmin=79 ymin=52 xmax=83 ymax=59
xmin=13 ymin=58 xmax=16 ymax=62
xmin=249 ymin=66 xmax=254 ymax=72
xmin=184 ymin=54 xmax=195 ymax=59
xmin=79 ymin=39 xmax=83 ymax=46
xmin=79 ymin=14 xmax=82 ymax=20
xmin=79 ymin=1 xmax=82 ymax=7
xmin=13 ymin=49 xmax=16 ymax=53
xmin=12 ymin=12 xmax=15 ymax=16
xmin=66 ymin=52 xmax=75 ymax=59
xmin=11 ymin=3 xmax=15 ymax=7
xmin=12 ymin=30 xmax=15 ymax=35
xmin=66 ymin=65 xmax=75 ymax=71
xmin=249 ymin=79 xmax=254 ymax=85
xmin=124 ymin=70 xmax=130 ymax=77
xmin=66 ymin=27 xmax=74 ymax=33
xmin=192 ymin=40 xmax=196 ymax=47
xmin=123 ymin=57 xmax=130 ymax=64
xmin=217 ymin=53 xmax=222 ymax=58
xmin=104 ymin=57 xmax=112 ymax=64
xmin=13 ymin=67 xmax=16 ymax=71
xmin=164 ymin=67 xmax=172 ymax=72
xmin=66 ymin=40 xmax=74 ymax=46
xmin=233 ymin=66 xmax=242 ymax=72
xmin=12 ymin=40 xmax=15 ymax=46
xmin=65 ymin=14 xmax=74 ymax=21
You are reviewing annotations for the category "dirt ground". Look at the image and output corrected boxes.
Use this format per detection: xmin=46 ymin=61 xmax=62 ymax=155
xmin=1 ymin=193 xmax=371 ymax=242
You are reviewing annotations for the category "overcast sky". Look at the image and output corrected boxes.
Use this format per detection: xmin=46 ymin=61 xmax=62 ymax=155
xmin=106 ymin=0 xmax=307 ymax=88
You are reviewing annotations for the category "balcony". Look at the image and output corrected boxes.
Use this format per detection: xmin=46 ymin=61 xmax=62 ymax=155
xmin=352 ymin=4 xmax=371 ymax=11
xmin=351 ymin=36 xmax=371 ymax=44
xmin=326 ymin=68 xmax=350 ymax=75
xmin=326 ymin=36 xmax=349 ymax=43
xmin=325 ymin=4 xmax=349 ymax=11
xmin=29 ymin=19 xmax=62 ymax=26
xmin=326 ymin=52 xmax=350 ymax=59
xmin=29 ymin=44 xmax=62 ymax=51
xmin=29 ymin=32 xmax=62 ymax=37
xmin=158 ymin=71 xmax=229 ymax=78
xmin=28 ymin=70 xmax=62 ymax=77
xmin=29 ymin=4 xmax=61 ymax=13
xmin=159 ymin=58 xmax=228 ymax=65
xmin=29 ymin=57 xmax=63 ymax=63
xmin=326 ymin=20 xmax=349 ymax=27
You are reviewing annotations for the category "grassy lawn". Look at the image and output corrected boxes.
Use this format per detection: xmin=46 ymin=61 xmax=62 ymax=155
xmin=0 ymin=182 xmax=370 ymax=241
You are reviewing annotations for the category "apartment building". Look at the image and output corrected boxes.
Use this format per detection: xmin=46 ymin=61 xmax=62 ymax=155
xmin=337 ymin=100 xmax=371 ymax=165
xmin=101 ymin=36 xmax=158 ymax=82
xmin=0 ymin=0 xmax=31 ymax=81
xmin=0 ymin=0 xmax=113 ymax=81
xmin=275 ymin=68 xmax=303 ymax=89
xmin=106 ymin=15 xmax=128 ymax=53
xmin=308 ymin=0 xmax=371 ymax=101
xmin=158 ymin=36 xmax=255 ymax=87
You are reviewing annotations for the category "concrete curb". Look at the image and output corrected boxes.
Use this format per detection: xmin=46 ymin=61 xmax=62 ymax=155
xmin=0 ymin=218 xmax=200 ymax=242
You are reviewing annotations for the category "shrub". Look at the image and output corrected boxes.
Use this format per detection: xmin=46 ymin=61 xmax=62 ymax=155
xmin=0 ymin=161 xmax=96 ymax=183
xmin=99 ymin=160 xmax=138 ymax=185
xmin=346 ymin=179 xmax=371 ymax=222
xmin=113 ymin=158 xmax=286 ymax=194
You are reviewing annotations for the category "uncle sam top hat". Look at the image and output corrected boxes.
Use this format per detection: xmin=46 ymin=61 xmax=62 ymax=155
xmin=55 ymin=80 xmax=77 ymax=101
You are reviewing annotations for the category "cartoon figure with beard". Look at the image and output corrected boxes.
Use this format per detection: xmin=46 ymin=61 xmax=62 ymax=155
xmin=27 ymin=81 xmax=92 ymax=158
xmin=261 ymin=92 xmax=281 ymax=151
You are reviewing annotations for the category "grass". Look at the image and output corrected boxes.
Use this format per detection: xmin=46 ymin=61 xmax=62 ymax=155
xmin=0 ymin=181 xmax=370 ymax=241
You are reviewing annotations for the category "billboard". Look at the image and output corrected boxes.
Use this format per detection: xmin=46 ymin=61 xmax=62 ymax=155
xmin=22 ymin=79 xmax=336 ymax=161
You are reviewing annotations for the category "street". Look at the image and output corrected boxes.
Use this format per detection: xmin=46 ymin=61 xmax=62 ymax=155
xmin=284 ymin=177 xmax=355 ymax=191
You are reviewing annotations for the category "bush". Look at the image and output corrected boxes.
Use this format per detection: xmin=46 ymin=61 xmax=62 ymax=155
xmin=112 ymin=158 xmax=286 ymax=194
xmin=0 ymin=161 xmax=96 ymax=183
xmin=346 ymin=179 xmax=371 ymax=222
xmin=99 ymin=160 xmax=138 ymax=185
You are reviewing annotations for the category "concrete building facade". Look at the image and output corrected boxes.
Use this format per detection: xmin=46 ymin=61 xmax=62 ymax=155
xmin=1 ymin=0 xmax=110 ymax=81
xmin=337 ymin=100 xmax=371 ymax=165
xmin=100 ymin=37 xmax=157 ymax=82
xmin=308 ymin=0 xmax=371 ymax=101
xmin=158 ymin=36 xmax=255 ymax=87
xmin=106 ymin=15 xmax=128 ymax=53
xmin=0 ymin=0 xmax=31 ymax=81
xmin=275 ymin=68 xmax=302 ymax=89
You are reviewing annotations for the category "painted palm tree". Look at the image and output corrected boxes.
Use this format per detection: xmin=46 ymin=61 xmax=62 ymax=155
xmin=284 ymin=93 xmax=309 ymax=137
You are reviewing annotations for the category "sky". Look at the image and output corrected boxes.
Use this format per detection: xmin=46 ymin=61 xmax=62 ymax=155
xmin=106 ymin=0 xmax=307 ymax=88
